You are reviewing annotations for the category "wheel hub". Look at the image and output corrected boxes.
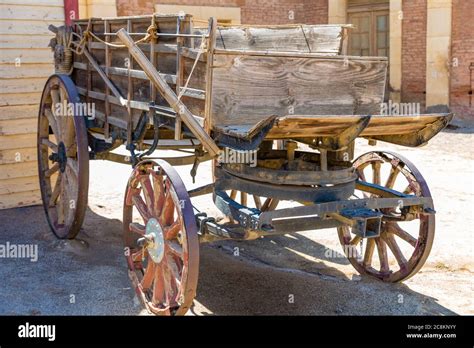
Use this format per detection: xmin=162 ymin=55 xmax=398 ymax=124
xmin=145 ymin=218 xmax=165 ymax=263
xmin=49 ymin=141 xmax=67 ymax=173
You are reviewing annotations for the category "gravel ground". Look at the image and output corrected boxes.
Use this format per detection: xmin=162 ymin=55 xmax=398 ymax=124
xmin=0 ymin=127 xmax=472 ymax=315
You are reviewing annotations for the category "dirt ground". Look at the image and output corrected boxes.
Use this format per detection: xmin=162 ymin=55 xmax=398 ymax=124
xmin=0 ymin=127 xmax=473 ymax=315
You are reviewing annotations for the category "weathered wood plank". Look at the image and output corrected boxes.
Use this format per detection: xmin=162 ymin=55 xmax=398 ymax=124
xmin=0 ymin=92 xmax=42 ymax=106
xmin=0 ymin=77 xmax=47 ymax=94
xmin=73 ymin=62 xmax=177 ymax=84
xmin=0 ymin=160 xmax=38 ymax=180
xmin=302 ymin=25 xmax=348 ymax=54
xmin=0 ymin=21 xmax=62 ymax=35
xmin=0 ymin=117 xmax=37 ymax=135
xmin=0 ymin=133 xmax=37 ymax=150
xmin=210 ymin=53 xmax=387 ymax=128
xmin=0 ymin=189 xmax=41 ymax=210
xmin=0 ymin=48 xmax=54 ymax=64
xmin=0 ymin=105 xmax=39 ymax=120
xmin=0 ymin=175 xmax=39 ymax=195
xmin=264 ymin=114 xmax=449 ymax=139
xmin=0 ymin=64 xmax=53 ymax=78
xmin=0 ymin=35 xmax=54 ymax=49
xmin=0 ymin=4 xmax=64 ymax=21
xmin=0 ymin=0 xmax=63 ymax=6
xmin=216 ymin=25 xmax=348 ymax=54
xmin=0 ymin=147 xmax=36 ymax=164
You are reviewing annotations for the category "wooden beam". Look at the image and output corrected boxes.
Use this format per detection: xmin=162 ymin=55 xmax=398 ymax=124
xmin=117 ymin=28 xmax=220 ymax=157
xmin=204 ymin=18 xmax=218 ymax=133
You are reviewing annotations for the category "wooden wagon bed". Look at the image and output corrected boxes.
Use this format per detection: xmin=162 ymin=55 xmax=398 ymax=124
xmin=66 ymin=14 xmax=451 ymax=152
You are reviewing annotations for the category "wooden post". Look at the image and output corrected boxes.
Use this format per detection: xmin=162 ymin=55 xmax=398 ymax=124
xmin=204 ymin=18 xmax=217 ymax=133
xmin=117 ymin=28 xmax=220 ymax=157
xmin=126 ymin=19 xmax=133 ymax=146
xmin=104 ymin=19 xmax=110 ymax=139
xmin=175 ymin=16 xmax=184 ymax=140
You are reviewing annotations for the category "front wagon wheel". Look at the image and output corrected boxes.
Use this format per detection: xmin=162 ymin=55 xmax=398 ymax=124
xmin=123 ymin=160 xmax=199 ymax=315
xmin=338 ymin=151 xmax=435 ymax=283
xmin=37 ymin=74 xmax=89 ymax=239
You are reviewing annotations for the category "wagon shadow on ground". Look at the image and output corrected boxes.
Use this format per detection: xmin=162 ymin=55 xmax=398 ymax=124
xmin=196 ymin=233 xmax=458 ymax=315
xmin=0 ymin=205 xmax=457 ymax=316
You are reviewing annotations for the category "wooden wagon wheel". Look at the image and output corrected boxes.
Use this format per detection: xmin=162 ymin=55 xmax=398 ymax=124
xmin=338 ymin=151 xmax=435 ymax=282
xmin=37 ymin=74 xmax=89 ymax=239
xmin=123 ymin=160 xmax=199 ymax=315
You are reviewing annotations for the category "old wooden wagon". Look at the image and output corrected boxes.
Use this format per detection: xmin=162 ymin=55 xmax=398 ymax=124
xmin=39 ymin=13 xmax=452 ymax=315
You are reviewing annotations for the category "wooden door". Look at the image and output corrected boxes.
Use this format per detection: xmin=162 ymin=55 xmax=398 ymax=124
xmin=348 ymin=10 xmax=389 ymax=57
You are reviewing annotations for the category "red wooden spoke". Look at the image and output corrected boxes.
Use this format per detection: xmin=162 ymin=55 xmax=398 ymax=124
xmin=383 ymin=233 xmax=408 ymax=269
xmin=138 ymin=175 xmax=155 ymax=215
xmin=164 ymin=220 xmax=181 ymax=240
xmin=161 ymin=188 xmax=175 ymax=226
xmin=166 ymin=240 xmax=183 ymax=258
xmin=151 ymin=171 xmax=165 ymax=217
xmin=131 ymin=250 xmax=143 ymax=262
xmin=386 ymin=222 xmax=417 ymax=247
xmin=141 ymin=261 xmax=156 ymax=290
xmin=125 ymin=187 xmax=141 ymax=206
xmin=162 ymin=258 xmax=179 ymax=306
xmin=132 ymin=194 xmax=152 ymax=222
xmin=129 ymin=222 xmax=146 ymax=235
xmin=375 ymin=238 xmax=389 ymax=274
xmin=152 ymin=265 xmax=166 ymax=306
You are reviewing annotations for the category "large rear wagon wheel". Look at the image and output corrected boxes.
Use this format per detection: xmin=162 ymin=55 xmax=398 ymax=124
xmin=338 ymin=151 xmax=435 ymax=283
xmin=37 ymin=74 xmax=89 ymax=239
xmin=123 ymin=160 xmax=199 ymax=315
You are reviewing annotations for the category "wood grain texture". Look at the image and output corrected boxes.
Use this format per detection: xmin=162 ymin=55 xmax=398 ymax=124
xmin=0 ymin=4 xmax=64 ymax=21
xmin=0 ymin=64 xmax=54 ymax=78
xmin=216 ymin=25 xmax=348 ymax=55
xmin=0 ymin=117 xmax=37 ymax=135
xmin=0 ymin=133 xmax=37 ymax=150
xmin=0 ymin=105 xmax=39 ymax=120
xmin=0 ymin=175 xmax=39 ymax=195
xmin=0 ymin=147 xmax=36 ymax=164
xmin=0 ymin=49 xmax=54 ymax=64
xmin=0 ymin=161 xmax=38 ymax=180
xmin=0 ymin=77 xmax=47 ymax=94
xmin=0 ymin=0 xmax=63 ymax=209
xmin=0 ymin=189 xmax=41 ymax=210
xmin=0 ymin=35 xmax=54 ymax=49
xmin=210 ymin=53 xmax=387 ymax=128
xmin=0 ymin=92 xmax=42 ymax=106
xmin=0 ymin=21 xmax=62 ymax=35
xmin=265 ymin=114 xmax=447 ymax=139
